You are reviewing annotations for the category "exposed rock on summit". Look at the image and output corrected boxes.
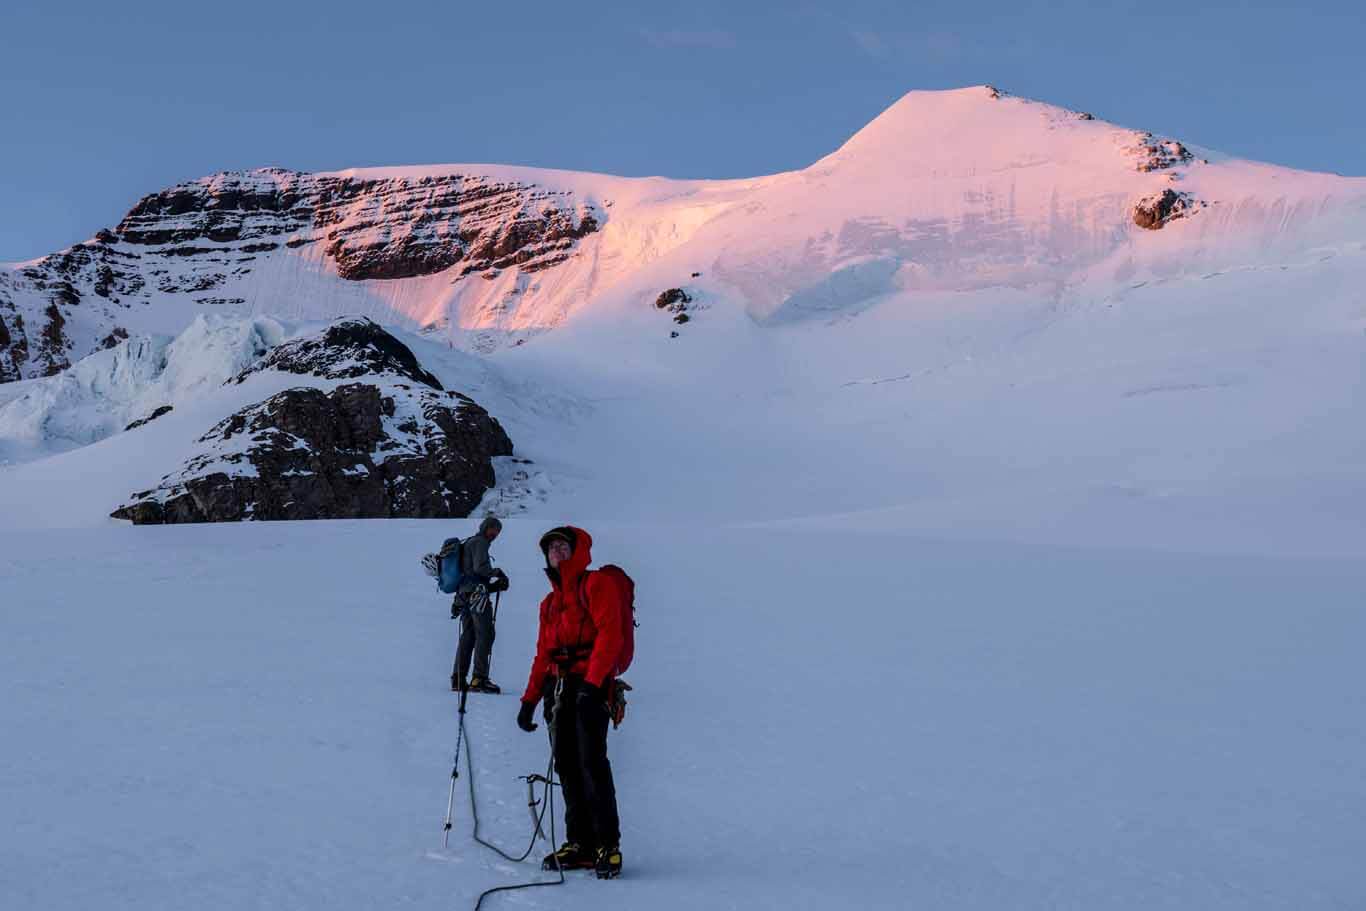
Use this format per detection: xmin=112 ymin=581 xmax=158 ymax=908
xmin=1131 ymin=132 xmax=1194 ymax=172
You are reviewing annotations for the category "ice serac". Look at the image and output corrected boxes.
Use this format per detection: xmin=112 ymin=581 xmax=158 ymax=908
xmin=110 ymin=319 xmax=512 ymax=524
xmin=0 ymin=314 xmax=283 ymax=456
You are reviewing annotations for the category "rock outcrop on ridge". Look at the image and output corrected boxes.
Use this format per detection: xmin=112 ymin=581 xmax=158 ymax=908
xmin=110 ymin=320 xmax=512 ymax=524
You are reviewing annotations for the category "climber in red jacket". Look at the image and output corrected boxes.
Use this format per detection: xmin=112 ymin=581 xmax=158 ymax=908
xmin=516 ymin=526 xmax=626 ymax=880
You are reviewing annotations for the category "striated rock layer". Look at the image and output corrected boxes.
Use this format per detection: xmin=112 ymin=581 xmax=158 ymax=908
xmin=1 ymin=168 xmax=602 ymax=380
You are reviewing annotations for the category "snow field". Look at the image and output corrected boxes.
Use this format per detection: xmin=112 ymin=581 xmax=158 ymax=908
xmin=3 ymin=520 xmax=1364 ymax=909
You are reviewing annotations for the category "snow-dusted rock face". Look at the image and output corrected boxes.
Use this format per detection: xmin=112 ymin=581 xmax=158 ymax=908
xmin=107 ymin=318 xmax=511 ymax=524
xmin=232 ymin=317 xmax=444 ymax=389
xmin=111 ymin=381 xmax=511 ymax=524
xmin=0 ymin=233 xmax=146 ymax=378
xmin=116 ymin=168 xmax=599 ymax=281
xmin=0 ymin=274 xmax=30 ymax=382
xmin=0 ymin=311 xmax=516 ymax=521
xmin=0 ymin=168 xmax=602 ymax=381
xmin=1133 ymin=189 xmax=1202 ymax=230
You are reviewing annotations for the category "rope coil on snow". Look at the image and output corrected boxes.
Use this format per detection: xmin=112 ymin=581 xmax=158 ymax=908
xmin=443 ymin=680 xmax=567 ymax=910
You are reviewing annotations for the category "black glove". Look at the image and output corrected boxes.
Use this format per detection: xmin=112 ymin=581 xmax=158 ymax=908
xmin=486 ymin=568 xmax=510 ymax=593
xmin=517 ymin=700 xmax=539 ymax=732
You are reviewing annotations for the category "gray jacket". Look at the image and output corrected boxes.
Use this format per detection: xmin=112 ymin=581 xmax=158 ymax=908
xmin=460 ymin=533 xmax=494 ymax=591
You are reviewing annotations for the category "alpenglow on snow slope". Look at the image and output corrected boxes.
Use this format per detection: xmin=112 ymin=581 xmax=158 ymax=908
xmin=3 ymin=87 xmax=1366 ymax=910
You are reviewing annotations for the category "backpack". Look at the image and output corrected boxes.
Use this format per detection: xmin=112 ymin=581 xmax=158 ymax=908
xmin=578 ymin=564 xmax=638 ymax=675
xmin=436 ymin=537 xmax=464 ymax=594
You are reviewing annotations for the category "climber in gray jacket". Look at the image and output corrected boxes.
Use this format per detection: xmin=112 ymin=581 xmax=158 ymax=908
xmin=452 ymin=516 xmax=506 ymax=693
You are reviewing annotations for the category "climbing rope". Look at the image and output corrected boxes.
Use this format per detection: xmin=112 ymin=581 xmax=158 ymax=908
xmin=442 ymin=681 xmax=567 ymax=910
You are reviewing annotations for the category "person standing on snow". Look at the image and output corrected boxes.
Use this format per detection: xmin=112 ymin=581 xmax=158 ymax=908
xmin=516 ymin=526 xmax=627 ymax=880
xmin=451 ymin=516 xmax=507 ymax=694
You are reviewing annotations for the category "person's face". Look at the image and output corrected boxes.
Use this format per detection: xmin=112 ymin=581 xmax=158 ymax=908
xmin=487 ymin=527 xmax=500 ymax=542
xmin=547 ymin=538 xmax=572 ymax=568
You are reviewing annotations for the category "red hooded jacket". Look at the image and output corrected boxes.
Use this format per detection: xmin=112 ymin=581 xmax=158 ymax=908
xmin=520 ymin=527 xmax=629 ymax=703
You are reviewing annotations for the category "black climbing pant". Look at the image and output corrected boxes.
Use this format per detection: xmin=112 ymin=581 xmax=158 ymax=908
xmin=543 ymin=675 xmax=621 ymax=851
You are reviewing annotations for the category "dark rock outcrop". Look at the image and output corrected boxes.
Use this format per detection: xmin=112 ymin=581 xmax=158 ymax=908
xmin=0 ymin=279 xmax=27 ymax=383
xmin=1134 ymin=189 xmax=1198 ymax=230
xmin=655 ymin=287 xmax=696 ymax=327
xmin=1132 ymin=133 xmax=1193 ymax=172
xmin=234 ymin=318 xmax=443 ymax=389
xmin=99 ymin=327 xmax=130 ymax=350
xmin=124 ymin=405 xmax=174 ymax=431
xmin=654 ymin=288 xmax=691 ymax=310
xmin=111 ymin=382 xmax=511 ymax=524
xmin=38 ymin=303 xmax=70 ymax=376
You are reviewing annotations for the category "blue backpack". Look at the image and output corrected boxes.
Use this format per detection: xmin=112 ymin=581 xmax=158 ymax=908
xmin=436 ymin=537 xmax=464 ymax=594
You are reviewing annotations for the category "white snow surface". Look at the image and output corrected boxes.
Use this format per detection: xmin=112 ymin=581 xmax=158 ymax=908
xmin=3 ymin=522 xmax=1364 ymax=911
xmin=3 ymin=86 xmax=1366 ymax=909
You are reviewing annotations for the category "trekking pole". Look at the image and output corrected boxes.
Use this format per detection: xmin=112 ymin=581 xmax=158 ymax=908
xmin=441 ymin=681 xmax=471 ymax=849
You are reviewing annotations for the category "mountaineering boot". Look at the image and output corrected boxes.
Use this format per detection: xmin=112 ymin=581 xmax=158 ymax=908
xmin=468 ymin=676 xmax=502 ymax=694
xmin=595 ymin=844 xmax=622 ymax=880
xmin=542 ymin=842 xmax=595 ymax=871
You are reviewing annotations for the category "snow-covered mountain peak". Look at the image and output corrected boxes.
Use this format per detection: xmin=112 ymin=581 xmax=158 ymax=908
xmin=814 ymin=84 xmax=1180 ymax=180
xmin=4 ymin=85 xmax=1366 ymax=384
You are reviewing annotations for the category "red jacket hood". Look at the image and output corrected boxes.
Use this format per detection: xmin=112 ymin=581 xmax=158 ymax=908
xmin=542 ymin=525 xmax=593 ymax=591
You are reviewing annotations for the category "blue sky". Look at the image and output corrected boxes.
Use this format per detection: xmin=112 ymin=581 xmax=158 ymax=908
xmin=3 ymin=0 xmax=1363 ymax=261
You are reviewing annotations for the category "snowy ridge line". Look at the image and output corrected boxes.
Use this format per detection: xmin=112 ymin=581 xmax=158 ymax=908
xmin=5 ymin=85 xmax=1366 ymax=382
